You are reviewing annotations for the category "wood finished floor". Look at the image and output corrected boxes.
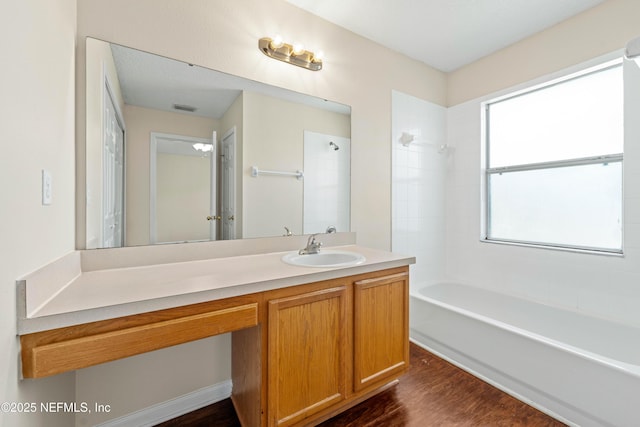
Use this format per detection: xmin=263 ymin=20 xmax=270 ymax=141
xmin=155 ymin=343 xmax=565 ymax=426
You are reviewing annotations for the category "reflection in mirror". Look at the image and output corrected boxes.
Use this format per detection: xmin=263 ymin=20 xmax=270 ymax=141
xmin=150 ymin=132 xmax=217 ymax=244
xmin=85 ymin=38 xmax=351 ymax=249
xmin=303 ymin=131 xmax=351 ymax=234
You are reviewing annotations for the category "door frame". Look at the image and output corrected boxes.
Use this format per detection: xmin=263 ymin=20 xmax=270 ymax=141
xmin=221 ymin=127 xmax=237 ymax=240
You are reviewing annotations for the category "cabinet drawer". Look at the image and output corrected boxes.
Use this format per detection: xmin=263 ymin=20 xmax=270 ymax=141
xmin=21 ymin=302 xmax=258 ymax=378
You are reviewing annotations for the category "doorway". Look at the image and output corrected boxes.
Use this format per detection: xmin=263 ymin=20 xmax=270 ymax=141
xmin=149 ymin=132 xmax=217 ymax=244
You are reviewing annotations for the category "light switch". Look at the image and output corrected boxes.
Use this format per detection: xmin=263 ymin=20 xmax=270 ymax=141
xmin=42 ymin=170 xmax=52 ymax=205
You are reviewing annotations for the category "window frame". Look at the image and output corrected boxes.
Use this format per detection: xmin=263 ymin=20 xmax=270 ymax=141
xmin=482 ymin=59 xmax=624 ymax=255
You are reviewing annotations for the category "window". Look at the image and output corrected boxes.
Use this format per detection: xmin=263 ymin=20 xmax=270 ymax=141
xmin=484 ymin=60 xmax=623 ymax=253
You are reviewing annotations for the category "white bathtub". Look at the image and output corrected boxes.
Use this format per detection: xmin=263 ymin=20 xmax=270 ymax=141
xmin=409 ymin=282 xmax=640 ymax=427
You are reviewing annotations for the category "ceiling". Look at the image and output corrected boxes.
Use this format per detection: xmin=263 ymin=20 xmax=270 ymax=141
xmin=286 ymin=0 xmax=605 ymax=72
xmin=110 ymin=43 xmax=350 ymax=120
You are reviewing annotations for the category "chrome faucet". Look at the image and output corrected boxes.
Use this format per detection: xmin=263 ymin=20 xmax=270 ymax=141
xmin=299 ymin=234 xmax=322 ymax=255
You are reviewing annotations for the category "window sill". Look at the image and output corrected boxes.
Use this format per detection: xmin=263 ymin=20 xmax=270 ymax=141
xmin=480 ymin=238 xmax=624 ymax=257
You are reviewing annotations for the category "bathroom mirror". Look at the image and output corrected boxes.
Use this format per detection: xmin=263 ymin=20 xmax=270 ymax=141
xmin=85 ymin=38 xmax=351 ymax=249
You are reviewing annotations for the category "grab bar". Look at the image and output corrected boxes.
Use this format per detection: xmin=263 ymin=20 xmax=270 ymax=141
xmin=251 ymin=166 xmax=303 ymax=180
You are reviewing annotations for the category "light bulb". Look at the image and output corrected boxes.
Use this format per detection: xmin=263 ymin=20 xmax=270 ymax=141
xmin=292 ymin=42 xmax=305 ymax=55
xmin=270 ymin=35 xmax=284 ymax=49
xmin=312 ymin=50 xmax=324 ymax=62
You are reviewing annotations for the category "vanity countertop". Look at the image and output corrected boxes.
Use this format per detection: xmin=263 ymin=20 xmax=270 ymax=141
xmin=17 ymin=243 xmax=414 ymax=335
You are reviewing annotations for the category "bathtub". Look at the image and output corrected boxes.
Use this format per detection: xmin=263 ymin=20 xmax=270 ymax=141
xmin=409 ymin=282 xmax=640 ymax=427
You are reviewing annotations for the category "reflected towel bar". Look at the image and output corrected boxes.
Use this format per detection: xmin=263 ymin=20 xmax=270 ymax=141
xmin=251 ymin=166 xmax=303 ymax=180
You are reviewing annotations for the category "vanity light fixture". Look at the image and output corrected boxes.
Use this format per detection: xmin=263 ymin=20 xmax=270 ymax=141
xmin=259 ymin=36 xmax=323 ymax=71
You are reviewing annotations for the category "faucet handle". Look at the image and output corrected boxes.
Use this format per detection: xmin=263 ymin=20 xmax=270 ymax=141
xmin=308 ymin=233 xmax=322 ymax=250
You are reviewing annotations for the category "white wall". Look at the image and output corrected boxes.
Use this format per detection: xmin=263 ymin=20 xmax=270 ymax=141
xmin=391 ymin=91 xmax=447 ymax=288
xmin=303 ymin=131 xmax=351 ymax=235
xmin=445 ymin=53 xmax=640 ymax=327
xmin=0 ymin=1 xmax=77 ymax=426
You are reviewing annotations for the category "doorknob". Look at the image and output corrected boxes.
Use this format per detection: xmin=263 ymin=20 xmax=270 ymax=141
xmin=207 ymin=215 xmax=221 ymax=221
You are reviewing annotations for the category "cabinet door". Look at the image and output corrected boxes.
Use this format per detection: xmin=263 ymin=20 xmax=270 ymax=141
xmin=353 ymin=271 xmax=409 ymax=392
xmin=268 ymin=286 xmax=348 ymax=427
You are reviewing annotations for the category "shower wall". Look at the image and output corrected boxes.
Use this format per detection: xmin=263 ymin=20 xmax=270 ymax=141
xmin=391 ymin=91 xmax=447 ymax=288
xmin=303 ymin=130 xmax=351 ymax=234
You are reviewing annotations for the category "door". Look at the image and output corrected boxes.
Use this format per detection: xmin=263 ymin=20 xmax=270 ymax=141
xmin=150 ymin=132 xmax=215 ymax=244
xmin=268 ymin=287 xmax=348 ymax=426
xmin=221 ymin=127 xmax=236 ymax=240
xmin=209 ymin=130 xmax=217 ymax=240
xmin=353 ymin=271 xmax=409 ymax=392
xmin=102 ymin=86 xmax=124 ymax=248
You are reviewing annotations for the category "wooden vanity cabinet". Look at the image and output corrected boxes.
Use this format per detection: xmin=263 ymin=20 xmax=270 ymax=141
xmin=19 ymin=262 xmax=409 ymax=427
xmin=254 ymin=267 xmax=409 ymax=427
xmin=353 ymin=271 xmax=409 ymax=392
xmin=267 ymin=286 xmax=350 ymax=426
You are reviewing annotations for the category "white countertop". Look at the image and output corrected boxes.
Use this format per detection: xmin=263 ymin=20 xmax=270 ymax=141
xmin=17 ymin=243 xmax=414 ymax=334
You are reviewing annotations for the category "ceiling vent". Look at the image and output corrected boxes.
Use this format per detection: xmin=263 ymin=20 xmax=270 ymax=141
xmin=173 ymin=103 xmax=197 ymax=113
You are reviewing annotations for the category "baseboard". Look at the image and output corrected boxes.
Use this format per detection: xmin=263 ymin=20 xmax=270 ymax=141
xmin=95 ymin=380 xmax=232 ymax=427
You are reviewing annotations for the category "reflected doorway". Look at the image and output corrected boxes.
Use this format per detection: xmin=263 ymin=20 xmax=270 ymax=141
xmin=149 ymin=132 xmax=217 ymax=244
xmin=102 ymin=84 xmax=125 ymax=248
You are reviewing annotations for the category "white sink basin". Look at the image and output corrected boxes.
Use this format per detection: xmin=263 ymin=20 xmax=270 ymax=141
xmin=282 ymin=250 xmax=366 ymax=268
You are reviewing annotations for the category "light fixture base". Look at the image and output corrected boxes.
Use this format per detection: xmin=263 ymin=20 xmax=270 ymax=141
xmin=259 ymin=37 xmax=322 ymax=71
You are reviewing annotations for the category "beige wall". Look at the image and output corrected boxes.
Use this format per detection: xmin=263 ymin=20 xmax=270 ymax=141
xmin=156 ymin=153 xmax=211 ymax=242
xmin=448 ymin=0 xmax=640 ymax=106
xmin=123 ymin=104 xmax=218 ymax=246
xmin=243 ymin=91 xmax=350 ymax=238
xmin=0 ymin=1 xmax=77 ymax=427
xmin=75 ymin=335 xmax=231 ymax=426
